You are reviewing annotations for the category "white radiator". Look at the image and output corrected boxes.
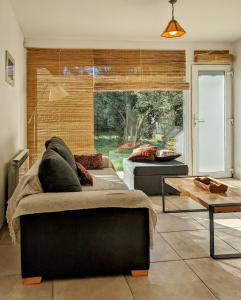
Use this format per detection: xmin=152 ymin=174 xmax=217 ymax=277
xmin=8 ymin=149 xmax=29 ymax=199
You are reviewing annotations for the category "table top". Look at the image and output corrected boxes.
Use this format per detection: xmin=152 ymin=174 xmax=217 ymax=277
xmin=165 ymin=177 xmax=241 ymax=208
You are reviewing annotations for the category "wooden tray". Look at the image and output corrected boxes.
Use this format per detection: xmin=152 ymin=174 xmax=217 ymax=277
xmin=193 ymin=177 xmax=228 ymax=194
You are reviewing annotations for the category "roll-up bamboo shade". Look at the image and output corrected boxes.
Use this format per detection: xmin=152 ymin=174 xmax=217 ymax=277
xmin=94 ymin=49 xmax=189 ymax=91
xmin=194 ymin=50 xmax=233 ymax=64
xmin=27 ymin=48 xmax=94 ymax=165
xmin=27 ymin=48 xmax=189 ymax=164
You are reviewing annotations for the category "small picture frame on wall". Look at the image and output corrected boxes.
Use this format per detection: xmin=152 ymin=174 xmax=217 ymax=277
xmin=5 ymin=50 xmax=15 ymax=86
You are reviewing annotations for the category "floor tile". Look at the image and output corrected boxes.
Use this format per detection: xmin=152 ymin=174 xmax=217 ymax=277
xmin=186 ymin=258 xmax=241 ymax=300
xmin=156 ymin=212 xmax=205 ymax=233
xmin=0 ymin=245 xmax=21 ymax=275
xmin=161 ymin=229 xmax=237 ymax=259
xmin=0 ymin=224 xmax=12 ymax=245
xmin=192 ymin=211 xmax=241 ymax=229
xmin=54 ymin=276 xmax=133 ymax=300
xmin=0 ymin=275 xmax=52 ymax=300
xmin=150 ymin=233 xmax=181 ymax=262
xmin=216 ymin=227 xmax=241 ymax=252
xmin=126 ymin=261 xmax=216 ymax=300
xmin=168 ymin=196 xmax=204 ymax=210
xmin=150 ymin=196 xmax=177 ymax=213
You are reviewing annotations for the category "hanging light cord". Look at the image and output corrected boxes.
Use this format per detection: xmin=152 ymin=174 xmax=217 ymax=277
xmin=169 ymin=0 xmax=177 ymax=20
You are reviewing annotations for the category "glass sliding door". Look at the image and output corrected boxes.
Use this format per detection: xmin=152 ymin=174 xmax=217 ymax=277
xmin=192 ymin=65 xmax=233 ymax=178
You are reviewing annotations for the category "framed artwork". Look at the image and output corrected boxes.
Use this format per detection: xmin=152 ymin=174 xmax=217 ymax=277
xmin=5 ymin=50 xmax=15 ymax=86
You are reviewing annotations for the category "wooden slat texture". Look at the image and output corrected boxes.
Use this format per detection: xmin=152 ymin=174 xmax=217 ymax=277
xmin=194 ymin=50 xmax=233 ymax=64
xmin=27 ymin=48 xmax=189 ymax=164
xmin=27 ymin=49 xmax=94 ymax=165
xmin=94 ymin=49 xmax=189 ymax=91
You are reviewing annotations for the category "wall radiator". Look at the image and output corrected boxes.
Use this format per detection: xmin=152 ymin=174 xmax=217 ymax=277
xmin=8 ymin=149 xmax=29 ymax=199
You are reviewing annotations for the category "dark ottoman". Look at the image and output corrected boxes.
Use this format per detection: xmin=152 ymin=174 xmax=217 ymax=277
xmin=123 ymin=158 xmax=188 ymax=195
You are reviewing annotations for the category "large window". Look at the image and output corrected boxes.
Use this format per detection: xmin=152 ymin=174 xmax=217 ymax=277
xmin=27 ymin=49 xmax=189 ymax=165
xmin=95 ymin=91 xmax=184 ymax=170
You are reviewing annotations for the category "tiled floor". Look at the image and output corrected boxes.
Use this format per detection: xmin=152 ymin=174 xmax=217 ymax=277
xmin=2 ymin=179 xmax=241 ymax=299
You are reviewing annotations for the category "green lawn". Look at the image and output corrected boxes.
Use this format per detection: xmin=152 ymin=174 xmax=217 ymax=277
xmin=95 ymin=132 xmax=132 ymax=171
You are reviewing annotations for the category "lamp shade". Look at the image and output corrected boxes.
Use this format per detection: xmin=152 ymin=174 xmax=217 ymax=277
xmin=48 ymin=85 xmax=69 ymax=101
xmin=161 ymin=19 xmax=186 ymax=38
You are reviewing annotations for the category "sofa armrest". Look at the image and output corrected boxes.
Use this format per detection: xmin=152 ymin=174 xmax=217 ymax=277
xmin=102 ymin=155 xmax=116 ymax=170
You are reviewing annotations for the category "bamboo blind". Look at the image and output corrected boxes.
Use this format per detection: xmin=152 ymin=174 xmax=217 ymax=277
xmin=27 ymin=48 xmax=189 ymax=164
xmin=94 ymin=50 xmax=189 ymax=91
xmin=27 ymin=49 xmax=94 ymax=165
xmin=194 ymin=50 xmax=233 ymax=64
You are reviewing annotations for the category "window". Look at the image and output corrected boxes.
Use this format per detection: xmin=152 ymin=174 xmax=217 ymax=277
xmin=27 ymin=49 xmax=189 ymax=165
xmin=95 ymin=91 xmax=184 ymax=170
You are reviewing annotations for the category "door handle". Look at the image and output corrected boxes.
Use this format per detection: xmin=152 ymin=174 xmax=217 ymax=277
xmin=194 ymin=117 xmax=205 ymax=126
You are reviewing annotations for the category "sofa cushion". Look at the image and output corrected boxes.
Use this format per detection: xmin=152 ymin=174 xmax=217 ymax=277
xmin=45 ymin=136 xmax=66 ymax=149
xmin=76 ymin=162 xmax=93 ymax=186
xmin=47 ymin=138 xmax=77 ymax=173
xmin=128 ymin=149 xmax=155 ymax=162
xmin=123 ymin=158 xmax=188 ymax=176
xmin=38 ymin=149 xmax=81 ymax=193
xmin=74 ymin=154 xmax=103 ymax=170
xmin=82 ymin=168 xmax=128 ymax=191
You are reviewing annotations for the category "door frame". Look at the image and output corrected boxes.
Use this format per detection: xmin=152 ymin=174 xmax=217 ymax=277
xmin=191 ymin=64 xmax=233 ymax=178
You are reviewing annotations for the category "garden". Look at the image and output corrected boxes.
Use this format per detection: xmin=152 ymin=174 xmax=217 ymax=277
xmin=94 ymin=91 xmax=183 ymax=171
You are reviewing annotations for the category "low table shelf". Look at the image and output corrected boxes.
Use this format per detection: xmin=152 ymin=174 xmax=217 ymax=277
xmin=161 ymin=176 xmax=241 ymax=259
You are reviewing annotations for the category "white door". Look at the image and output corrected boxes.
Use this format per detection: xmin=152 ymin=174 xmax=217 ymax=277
xmin=192 ymin=65 xmax=233 ymax=178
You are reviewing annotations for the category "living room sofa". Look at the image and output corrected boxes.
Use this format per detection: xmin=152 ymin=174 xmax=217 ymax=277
xmin=7 ymin=154 xmax=156 ymax=283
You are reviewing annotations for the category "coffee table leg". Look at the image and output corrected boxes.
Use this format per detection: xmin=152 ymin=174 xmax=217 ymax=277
xmin=161 ymin=177 xmax=166 ymax=213
xmin=209 ymin=205 xmax=241 ymax=259
xmin=209 ymin=206 xmax=215 ymax=258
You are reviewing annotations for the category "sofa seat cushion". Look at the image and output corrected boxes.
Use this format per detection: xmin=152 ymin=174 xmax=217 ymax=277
xmin=123 ymin=158 xmax=188 ymax=176
xmin=82 ymin=168 xmax=128 ymax=192
xmin=38 ymin=149 xmax=81 ymax=193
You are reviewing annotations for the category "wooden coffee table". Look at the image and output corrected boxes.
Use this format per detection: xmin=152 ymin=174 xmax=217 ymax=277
xmin=161 ymin=176 xmax=241 ymax=259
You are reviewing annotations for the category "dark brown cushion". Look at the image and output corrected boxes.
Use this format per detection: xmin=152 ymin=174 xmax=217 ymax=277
xmin=38 ymin=149 xmax=81 ymax=193
xmin=74 ymin=154 xmax=103 ymax=170
xmin=47 ymin=137 xmax=77 ymax=173
xmin=45 ymin=136 xmax=66 ymax=149
xmin=76 ymin=162 xmax=93 ymax=185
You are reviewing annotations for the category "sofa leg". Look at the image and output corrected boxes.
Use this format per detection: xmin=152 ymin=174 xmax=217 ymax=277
xmin=22 ymin=277 xmax=42 ymax=285
xmin=131 ymin=270 xmax=148 ymax=277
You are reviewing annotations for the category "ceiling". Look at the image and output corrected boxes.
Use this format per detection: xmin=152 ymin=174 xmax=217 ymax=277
xmin=10 ymin=0 xmax=241 ymax=43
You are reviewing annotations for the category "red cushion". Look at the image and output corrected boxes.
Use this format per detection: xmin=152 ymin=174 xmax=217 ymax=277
xmin=74 ymin=154 xmax=103 ymax=170
xmin=128 ymin=149 xmax=155 ymax=161
xmin=76 ymin=162 xmax=93 ymax=185
xmin=133 ymin=144 xmax=157 ymax=152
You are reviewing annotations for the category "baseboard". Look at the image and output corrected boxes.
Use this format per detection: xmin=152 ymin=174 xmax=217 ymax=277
xmin=233 ymin=172 xmax=241 ymax=180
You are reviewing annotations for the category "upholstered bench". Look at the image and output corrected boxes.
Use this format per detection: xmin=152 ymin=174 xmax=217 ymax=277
xmin=123 ymin=158 xmax=188 ymax=195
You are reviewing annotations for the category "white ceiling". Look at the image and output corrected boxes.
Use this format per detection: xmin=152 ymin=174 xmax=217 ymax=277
xmin=10 ymin=0 xmax=241 ymax=43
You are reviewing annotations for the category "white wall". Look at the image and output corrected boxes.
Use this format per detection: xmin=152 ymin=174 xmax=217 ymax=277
xmin=233 ymin=40 xmax=241 ymax=179
xmin=0 ymin=0 xmax=26 ymax=229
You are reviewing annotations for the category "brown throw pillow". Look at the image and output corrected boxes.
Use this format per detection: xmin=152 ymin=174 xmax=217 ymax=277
xmin=128 ymin=149 xmax=155 ymax=162
xmin=76 ymin=162 xmax=93 ymax=186
xmin=74 ymin=154 xmax=103 ymax=170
